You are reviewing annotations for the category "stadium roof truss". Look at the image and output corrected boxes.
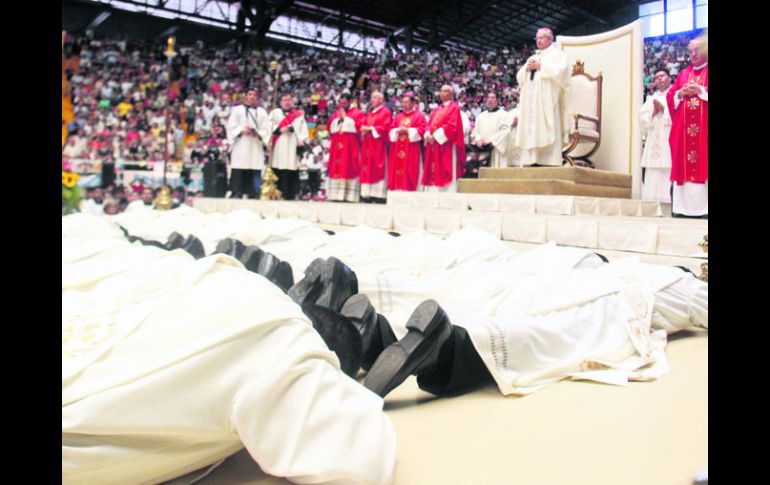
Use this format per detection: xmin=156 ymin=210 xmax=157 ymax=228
xmin=64 ymin=0 xmax=643 ymax=53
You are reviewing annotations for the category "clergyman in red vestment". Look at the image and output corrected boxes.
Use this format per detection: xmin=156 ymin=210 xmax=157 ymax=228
xmin=422 ymin=85 xmax=466 ymax=191
xmin=359 ymin=92 xmax=392 ymax=202
xmin=327 ymin=93 xmax=365 ymax=202
xmin=388 ymin=93 xmax=427 ymax=192
xmin=666 ymin=35 xmax=708 ymax=218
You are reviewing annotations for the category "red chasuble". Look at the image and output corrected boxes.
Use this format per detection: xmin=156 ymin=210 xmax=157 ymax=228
xmin=666 ymin=64 xmax=708 ymax=185
xmin=360 ymin=106 xmax=393 ymax=185
xmin=388 ymin=109 xmax=427 ymax=191
xmin=328 ymin=107 xmax=364 ymax=180
xmin=422 ymin=101 xmax=466 ymax=187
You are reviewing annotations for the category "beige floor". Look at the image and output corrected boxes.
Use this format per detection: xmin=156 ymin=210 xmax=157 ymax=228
xmin=189 ymin=331 xmax=707 ymax=485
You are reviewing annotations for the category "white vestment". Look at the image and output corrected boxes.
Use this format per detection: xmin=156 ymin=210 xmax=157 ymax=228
xmin=62 ymin=216 xmax=396 ymax=485
xmin=88 ymin=210 xmax=708 ymax=397
xmin=639 ymin=88 xmax=672 ymax=202
xmin=470 ymin=108 xmax=514 ymax=168
xmin=515 ymin=44 xmax=571 ymax=166
xmin=226 ymin=105 xmax=270 ymax=170
xmin=268 ymin=108 xmax=310 ymax=171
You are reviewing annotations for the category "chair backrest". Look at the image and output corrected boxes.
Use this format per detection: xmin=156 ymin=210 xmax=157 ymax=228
xmin=569 ymin=61 xmax=602 ymax=131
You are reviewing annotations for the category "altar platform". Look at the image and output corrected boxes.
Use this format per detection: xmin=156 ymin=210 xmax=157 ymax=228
xmin=458 ymin=166 xmax=633 ymax=198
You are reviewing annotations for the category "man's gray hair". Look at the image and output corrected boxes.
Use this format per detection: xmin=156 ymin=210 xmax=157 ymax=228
xmin=537 ymin=27 xmax=554 ymax=40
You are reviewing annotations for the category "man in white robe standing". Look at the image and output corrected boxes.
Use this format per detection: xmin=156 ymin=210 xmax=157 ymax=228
xmin=639 ymin=69 xmax=673 ymax=203
xmin=268 ymin=93 xmax=310 ymax=201
xmin=226 ymin=88 xmax=270 ymax=199
xmin=515 ymin=27 xmax=571 ymax=166
xmin=470 ymin=92 xmax=514 ymax=169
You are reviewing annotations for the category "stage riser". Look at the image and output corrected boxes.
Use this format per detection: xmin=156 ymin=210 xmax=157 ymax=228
xmin=387 ymin=191 xmax=664 ymax=216
xmin=458 ymin=179 xmax=632 ymax=198
xmin=479 ymin=167 xmax=632 ymax=188
xmin=194 ymin=198 xmax=707 ymax=260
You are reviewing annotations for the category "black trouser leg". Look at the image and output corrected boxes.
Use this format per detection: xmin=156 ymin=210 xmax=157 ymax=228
xmin=286 ymin=170 xmax=300 ymax=200
xmin=416 ymin=326 xmax=495 ymax=396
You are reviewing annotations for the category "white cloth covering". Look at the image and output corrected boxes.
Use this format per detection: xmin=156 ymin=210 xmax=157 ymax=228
xmin=62 ymin=216 xmax=396 ymax=485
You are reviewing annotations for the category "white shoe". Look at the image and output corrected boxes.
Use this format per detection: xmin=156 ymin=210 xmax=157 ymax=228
xmin=242 ymin=194 xmax=249 ymax=200
xmin=225 ymin=191 xmax=232 ymax=199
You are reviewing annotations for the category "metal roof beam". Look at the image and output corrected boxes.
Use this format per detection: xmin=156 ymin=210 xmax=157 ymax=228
xmin=427 ymin=0 xmax=496 ymax=49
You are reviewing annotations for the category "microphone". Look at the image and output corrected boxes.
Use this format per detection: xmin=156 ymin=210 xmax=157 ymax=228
xmin=529 ymin=51 xmax=541 ymax=81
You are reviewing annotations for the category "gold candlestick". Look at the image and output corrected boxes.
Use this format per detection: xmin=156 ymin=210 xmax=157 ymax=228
xmin=698 ymin=235 xmax=708 ymax=283
xmin=261 ymin=60 xmax=283 ymax=201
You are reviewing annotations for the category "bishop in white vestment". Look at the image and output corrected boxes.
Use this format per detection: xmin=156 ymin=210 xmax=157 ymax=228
xmin=515 ymin=28 xmax=571 ymax=166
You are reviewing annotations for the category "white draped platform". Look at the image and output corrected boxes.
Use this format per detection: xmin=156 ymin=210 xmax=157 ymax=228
xmin=194 ymin=192 xmax=706 ymax=262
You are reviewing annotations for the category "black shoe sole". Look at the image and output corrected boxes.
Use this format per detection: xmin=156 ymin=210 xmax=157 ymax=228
xmin=341 ymin=293 xmax=378 ymax=358
xmin=363 ymin=300 xmax=451 ymax=397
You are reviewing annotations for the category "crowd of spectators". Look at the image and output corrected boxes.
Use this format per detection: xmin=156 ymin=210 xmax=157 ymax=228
xmin=643 ymin=33 xmax=694 ymax=97
xmin=62 ymin=29 xmax=699 ymax=213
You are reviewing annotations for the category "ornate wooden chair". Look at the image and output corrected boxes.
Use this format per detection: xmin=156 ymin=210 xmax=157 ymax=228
xmin=562 ymin=61 xmax=603 ymax=168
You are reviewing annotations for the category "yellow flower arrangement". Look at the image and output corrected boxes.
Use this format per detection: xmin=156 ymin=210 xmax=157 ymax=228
xmin=62 ymin=171 xmax=80 ymax=188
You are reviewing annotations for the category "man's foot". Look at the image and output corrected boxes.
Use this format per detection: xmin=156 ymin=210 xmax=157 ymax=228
xmin=341 ymin=294 xmax=379 ymax=368
xmin=182 ymin=235 xmax=206 ymax=259
xmin=225 ymin=190 xmax=233 ymax=199
xmin=239 ymin=245 xmax=265 ymax=273
xmin=315 ymin=257 xmax=358 ymax=312
xmin=288 ymin=258 xmax=358 ymax=312
xmin=164 ymin=232 xmax=186 ymax=251
xmin=256 ymin=253 xmax=295 ymax=292
xmin=287 ymin=258 xmax=326 ymax=306
xmin=301 ymin=303 xmax=363 ymax=378
xmin=214 ymin=238 xmax=246 ymax=259
xmin=364 ymin=300 xmax=452 ymax=398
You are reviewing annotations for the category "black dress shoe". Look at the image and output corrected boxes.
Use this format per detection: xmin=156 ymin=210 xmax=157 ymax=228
xmin=165 ymin=232 xmax=186 ymax=251
xmin=182 ymin=235 xmax=206 ymax=259
xmin=364 ymin=300 xmax=452 ymax=398
xmin=341 ymin=294 xmax=379 ymax=369
xmin=272 ymin=261 xmax=295 ymax=293
xmin=371 ymin=313 xmax=397 ymax=371
xmin=287 ymin=258 xmax=326 ymax=306
xmin=301 ymin=303 xmax=363 ymax=378
xmin=239 ymin=246 xmax=265 ymax=272
xmin=315 ymin=257 xmax=358 ymax=312
xmin=213 ymin=238 xmax=246 ymax=258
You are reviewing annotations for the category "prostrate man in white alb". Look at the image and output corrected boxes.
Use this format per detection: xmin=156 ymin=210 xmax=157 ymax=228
xmin=470 ymin=91 xmax=515 ymax=169
xmin=226 ymin=88 xmax=270 ymax=199
xmin=62 ymin=216 xmax=397 ymax=485
xmin=268 ymin=93 xmax=310 ymax=201
xmin=639 ymin=69 xmax=673 ymax=203
xmin=515 ymin=27 xmax=571 ymax=166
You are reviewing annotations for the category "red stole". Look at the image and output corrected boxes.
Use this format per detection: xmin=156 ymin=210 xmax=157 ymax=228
xmin=389 ymin=109 xmax=427 ymax=191
xmin=272 ymin=109 xmax=303 ymax=148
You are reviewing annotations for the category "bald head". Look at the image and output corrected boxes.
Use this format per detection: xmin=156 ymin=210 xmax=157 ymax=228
xmin=536 ymin=28 xmax=554 ymax=50
xmin=370 ymin=91 xmax=384 ymax=108
xmin=688 ymin=36 xmax=708 ymax=67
